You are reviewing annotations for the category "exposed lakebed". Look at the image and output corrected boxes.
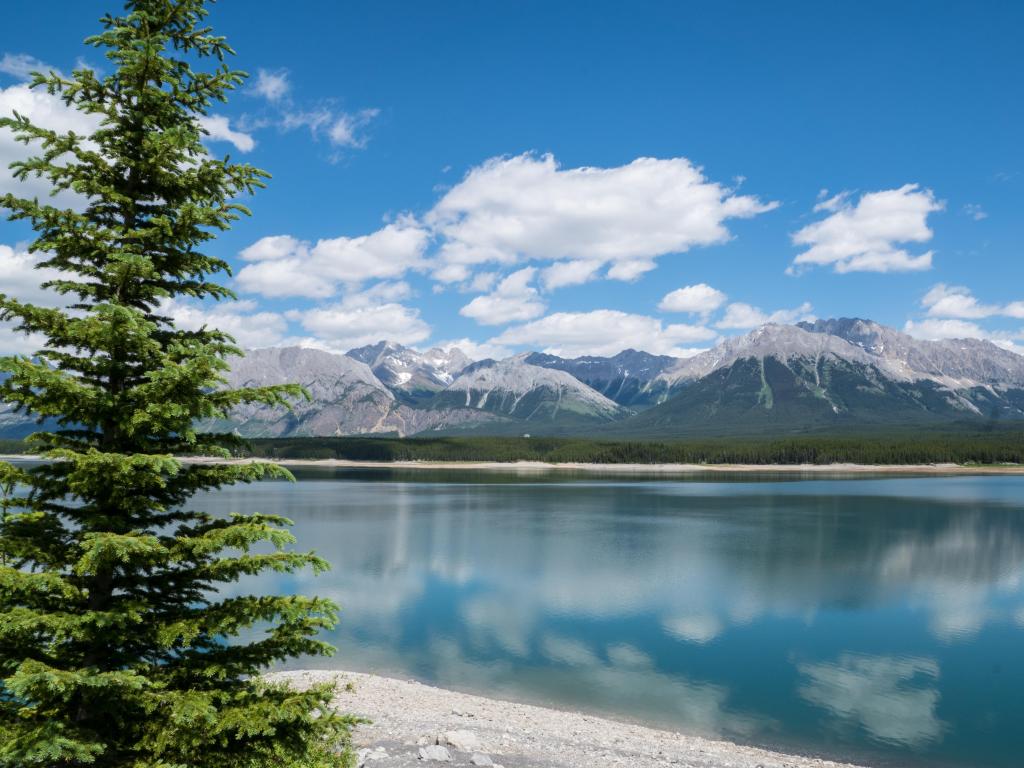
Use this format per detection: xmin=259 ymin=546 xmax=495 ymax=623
xmin=192 ymin=468 xmax=1024 ymax=767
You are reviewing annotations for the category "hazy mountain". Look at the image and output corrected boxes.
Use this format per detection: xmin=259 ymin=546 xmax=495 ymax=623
xmin=346 ymin=341 xmax=472 ymax=403
xmin=523 ymin=349 xmax=678 ymax=407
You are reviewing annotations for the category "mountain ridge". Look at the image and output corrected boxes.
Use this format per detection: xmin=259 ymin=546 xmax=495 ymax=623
xmin=3 ymin=319 xmax=1023 ymax=439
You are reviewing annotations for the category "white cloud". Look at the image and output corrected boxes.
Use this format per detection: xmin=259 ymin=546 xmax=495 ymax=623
xmin=0 ymin=245 xmax=65 ymax=355
xmin=160 ymin=298 xmax=288 ymax=350
xmin=540 ymin=259 xmax=604 ymax=290
xmin=0 ymin=244 xmax=63 ymax=307
xmin=235 ymin=219 xmax=429 ymax=298
xmin=658 ymin=283 xmax=727 ymax=317
xmin=327 ymin=108 xmax=380 ymax=148
xmin=281 ymin=106 xmax=379 ymax=149
xmin=716 ymin=301 xmax=815 ymax=330
xmin=0 ymin=82 xmax=101 ymax=203
xmin=0 ymin=326 xmax=47 ymax=356
xmin=426 ymin=153 xmax=777 ymax=283
xmin=459 ymin=267 xmax=546 ymax=325
xmin=465 ymin=271 xmax=499 ymax=293
xmin=790 ymin=184 xmax=944 ymax=273
xmin=432 ymin=338 xmax=512 ymax=362
xmin=903 ymin=318 xmax=1024 ymax=354
xmin=0 ymin=52 xmax=53 ymax=80
xmin=252 ymin=68 xmax=290 ymax=102
xmin=291 ymin=300 xmax=430 ymax=352
xmin=920 ymin=283 xmax=1024 ymax=320
xmin=921 ymin=284 xmax=998 ymax=319
xmin=490 ymin=309 xmax=717 ymax=357
xmin=196 ymin=114 xmax=255 ymax=153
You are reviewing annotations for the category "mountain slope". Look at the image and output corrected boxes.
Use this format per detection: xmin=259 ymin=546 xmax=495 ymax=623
xmin=346 ymin=341 xmax=471 ymax=403
xmin=621 ymin=323 xmax=1024 ymax=437
xmin=798 ymin=318 xmax=1024 ymax=388
xmin=428 ymin=355 xmax=626 ymax=431
xmin=524 ymin=349 xmax=677 ymax=407
xmin=205 ymin=347 xmax=499 ymax=437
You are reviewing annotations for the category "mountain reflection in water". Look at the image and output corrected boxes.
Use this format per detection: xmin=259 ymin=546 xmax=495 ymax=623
xmin=192 ymin=472 xmax=1024 ymax=768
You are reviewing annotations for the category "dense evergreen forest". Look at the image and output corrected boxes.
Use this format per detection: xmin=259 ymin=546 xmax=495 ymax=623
xmin=232 ymin=431 xmax=1024 ymax=465
xmin=6 ymin=431 xmax=1023 ymax=465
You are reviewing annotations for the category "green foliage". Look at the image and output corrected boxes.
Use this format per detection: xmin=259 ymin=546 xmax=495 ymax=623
xmin=236 ymin=430 xmax=1024 ymax=466
xmin=0 ymin=2 xmax=357 ymax=765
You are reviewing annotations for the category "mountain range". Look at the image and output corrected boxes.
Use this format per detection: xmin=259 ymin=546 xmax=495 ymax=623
xmin=3 ymin=318 xmax=1024 ymax=439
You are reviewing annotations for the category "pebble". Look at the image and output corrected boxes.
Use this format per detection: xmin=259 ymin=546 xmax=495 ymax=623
xmin=469 ymin=754 xmax=493 ymax=766
xmin=442 ymin=729 xmax=481 ymax=752
xmin=418 ymin=744 xmax=452 ymax=762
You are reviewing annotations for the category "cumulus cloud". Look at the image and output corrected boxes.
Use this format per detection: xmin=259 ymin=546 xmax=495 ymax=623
xmin=289 ymin=299 xmax=431 ymax=352
xmin=0 ymin=82 xmax=101 ymax=203
xmin=790 ymin=184 xmax=944 ymax=273
xmin=252 ymin=68 xmax=290 ymax=102
xmin=0 ymin=244 xmax=64 ymax=307
xmin=716 ymin=301 xmax=815 ymax=330
xmin=160 ymin=298 xmax=288 ymax=350
xmin=903 ymin=318 xmax=1024 ymax=354
xmin=432 ymin=338 xmax=512 ymax=362
xmin=426 ymin=153 xmax=777 ymax=283
xmin=920 ymin=283 xmax=1024 ymax=320
xmin=196 ymin=114 xmax=255 ymax=153
xmin=490 ymin=310 xmax=717 ymax=357
xmin=235 ymin=219 xmax=429 ymax=298
xmin=658 ymin=283 xmax=727 ymax=317
xmin=540 ymin=259 xmax=604 ymax=290
xmin=459 ymin=267 xmax=546 ymax=325
xmin=0 ymin=52 xmax=54 ymax=80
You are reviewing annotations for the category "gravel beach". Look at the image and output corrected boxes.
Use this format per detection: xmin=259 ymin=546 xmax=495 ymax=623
xmin=271 ymin=670 xmax=867 ymax=768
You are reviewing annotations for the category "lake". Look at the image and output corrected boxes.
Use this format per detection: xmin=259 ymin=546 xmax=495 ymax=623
xmin=193 ymin=468 xmax=1024 ymax=768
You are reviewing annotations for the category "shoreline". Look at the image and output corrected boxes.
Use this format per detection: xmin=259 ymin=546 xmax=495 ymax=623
xmin=170 ymin=456 xmax=1024 ymax=475
xmin=4 ymin=453 xmax=1024 ymax=475
xmin=274 ymin=669 xmax=867 ymax=768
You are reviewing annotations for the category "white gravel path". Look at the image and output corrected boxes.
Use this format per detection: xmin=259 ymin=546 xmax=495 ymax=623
xmin=271 ymin=670 xmax=868 ymax=768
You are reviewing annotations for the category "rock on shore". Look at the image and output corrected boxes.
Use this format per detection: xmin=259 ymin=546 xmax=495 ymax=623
xmin=270 ymin=670 xmax=868 ymax=768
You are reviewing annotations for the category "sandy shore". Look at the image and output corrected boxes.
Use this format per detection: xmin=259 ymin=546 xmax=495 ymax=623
xmin=5 ymin=454 xmax=1023 ymax=475
xmin=272 ymin=669 xmax=866 ymax=768
xmin=181 ymin=456 xmax=1024 ymax=475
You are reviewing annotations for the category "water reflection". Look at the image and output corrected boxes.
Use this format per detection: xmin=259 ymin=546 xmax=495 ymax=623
xmin=797 ymin=654 xmax=945 ymax=748
xmin=193 ymin=474 xmax=1024 ymax=768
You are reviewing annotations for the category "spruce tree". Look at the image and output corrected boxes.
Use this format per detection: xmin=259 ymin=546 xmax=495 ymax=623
xmin=0 ymin=1 xmax=358 ymax=765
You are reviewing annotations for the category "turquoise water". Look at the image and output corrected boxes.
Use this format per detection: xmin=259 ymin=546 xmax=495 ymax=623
xmin=193 ymin=469 xmax=1024 ymax=767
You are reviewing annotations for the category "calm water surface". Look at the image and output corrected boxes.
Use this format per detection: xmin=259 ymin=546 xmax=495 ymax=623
xmin=193 ymin=469 xmax=1024 ymax=768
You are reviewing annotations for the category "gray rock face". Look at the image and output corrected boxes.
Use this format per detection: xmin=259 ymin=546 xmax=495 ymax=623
xmin=347 ymin=341 xmax=472 ymax=395
xmin=655 ymin=320 xmax=1024 ymax=391
xmin=436 ymin=355 xmax=624 ymax=423
xmin=798 ymin=317 xmax=1024 ymax=388
xmin=213 ymin=346 xmax=498 ymax=437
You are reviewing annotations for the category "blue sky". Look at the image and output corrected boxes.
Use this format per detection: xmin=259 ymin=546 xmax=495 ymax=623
xmin=2 ymin=1 xmax=1022 ymax=358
